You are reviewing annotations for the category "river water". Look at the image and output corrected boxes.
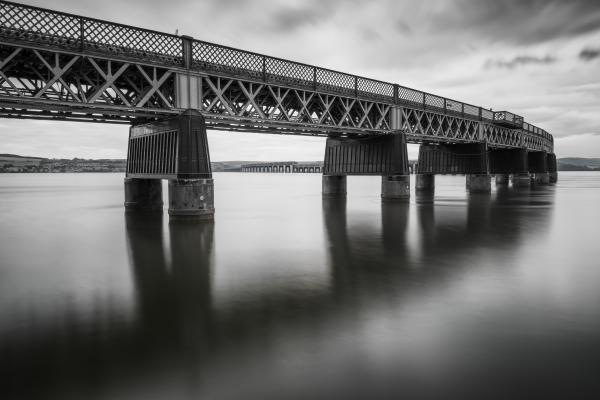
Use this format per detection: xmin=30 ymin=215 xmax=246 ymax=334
xmin=0 ymin=172 xmax=599 ymax=399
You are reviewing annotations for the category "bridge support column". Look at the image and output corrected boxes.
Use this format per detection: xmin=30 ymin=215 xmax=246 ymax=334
xmin=466 ymin=174 xmax=491 ymax=193
xmin=417 ymin=143 xmax=488 ymax=185
xmin=382 ymin=175 xmax=410 ymax=201
xmin=124 ymin=178 xmax=163 ymax=212
xmin=323 ymin=131 xmax=409 ymax=199
xmin=322 ymin=175 xmax=347 ymax=197
xmin=495 ymin=174 xmax=510 ymax=185
xmin=125 ymin=110 xmax=213 ymax=220
xmin=416 ymin=174 xmax=435 ymax=193
xmin=512 ymin=173 xmax=532 ymax=188
xmin=528 ymin=151 xmax=548 ymax=186
xmin=168 ymin=179 xmax=214 ymax=219
xmin=533 ymin=172 xmax=550 ymax=185
xmin=547 ymin=153 xmax=558 ymax=183
xmin=488 ymin=148 xmax=531 ymax=188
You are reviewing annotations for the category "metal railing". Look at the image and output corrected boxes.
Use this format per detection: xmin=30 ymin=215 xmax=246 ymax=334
xmin=493 ymin=111 xmax=524 ymax=127
xmin=0 ymin=0 xmax=553 ymax=148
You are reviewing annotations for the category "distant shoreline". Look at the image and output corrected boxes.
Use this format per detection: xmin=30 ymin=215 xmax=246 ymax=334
xmin=1 ymin=154 xmax=599 ymax=173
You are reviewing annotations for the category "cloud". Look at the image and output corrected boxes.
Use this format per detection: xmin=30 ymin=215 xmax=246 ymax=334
xmin=485 ymin=55 xmax=557 ymax=69
xmin=262 ymin=0 xmax=364 ymax=34
xmin=432 ymin=0 xmax=600 ymax=45
xmin=360 ymin=27 xmax=381 ymax=41
xmin=579 ymin=47 xmax=600 ymax=61
xmin=394 ymin=19 xmax=412 ymax=35
xmin=269 ymin=5 xmax=332 ymax=33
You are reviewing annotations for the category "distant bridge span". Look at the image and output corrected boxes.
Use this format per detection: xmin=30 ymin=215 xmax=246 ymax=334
xmin=0 ymin=1 xmax=557 ymax=218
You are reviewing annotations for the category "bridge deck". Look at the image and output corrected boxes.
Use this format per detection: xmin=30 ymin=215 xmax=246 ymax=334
xmin=0 ymin=1 xmax=553 ymax=152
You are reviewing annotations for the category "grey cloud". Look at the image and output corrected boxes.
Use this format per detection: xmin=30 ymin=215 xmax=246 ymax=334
xmin=394 ymin=19 xmax=412 ymax=35
xmin=433 ymin=0 xmax=600 ymax=45
xmin=579 ymin=48 xmax=600 ymax=61
xmin=270 ymin=6 xmax=331 ymax=32
xmin=361 ymin=28 xmax=381 ymax=41
xmin=265 ymin=0 xmax=365 ymax=33
xmin=485 ymin=55 xmax=556 ymax=69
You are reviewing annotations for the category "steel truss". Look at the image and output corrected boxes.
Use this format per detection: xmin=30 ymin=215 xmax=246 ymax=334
xmin=0 ymin=44 xmax=177 ymax=123
xmin=0 ymin=0 xmax=554 ymax=152
xmin=200 ymin=76 xmax=392 ymax=136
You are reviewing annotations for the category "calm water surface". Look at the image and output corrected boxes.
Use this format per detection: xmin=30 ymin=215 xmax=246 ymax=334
xmin=1 ymin=172 xmax=599 ymax=399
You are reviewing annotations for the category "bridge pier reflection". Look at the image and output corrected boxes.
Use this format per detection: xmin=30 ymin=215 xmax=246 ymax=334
xmin=0 ymin=185 xmax=559 ymax=399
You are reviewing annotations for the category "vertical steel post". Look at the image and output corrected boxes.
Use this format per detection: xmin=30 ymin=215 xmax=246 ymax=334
xmin=181 ymin=35 xmax=193 ymax=69
xmin=79 ymin=17 xmax=85 ymax=51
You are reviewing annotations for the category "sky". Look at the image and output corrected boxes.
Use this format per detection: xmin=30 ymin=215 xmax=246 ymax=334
xmin=1 ymin=0 xmax=599 ymax=160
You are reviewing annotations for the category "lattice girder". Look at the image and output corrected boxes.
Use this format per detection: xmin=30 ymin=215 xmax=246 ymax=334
xmin=0 ymin=1 xmax=553 ymax=148
xmin=196 ymin=75 xmax=392 ymax=135
xmin=0 ymin=43 xmax=176 ymax=122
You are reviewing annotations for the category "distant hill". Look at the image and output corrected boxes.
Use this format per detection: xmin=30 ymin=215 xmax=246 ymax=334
xmin=558 ymin=158 xmax=600 ymax=171
xmin=0 ymin=154 xmax=324 ymax=173
xmin=0 ymin=154 xmax=46 ymax=159
xmin=3 ymin=153 xmax=599 ymax=172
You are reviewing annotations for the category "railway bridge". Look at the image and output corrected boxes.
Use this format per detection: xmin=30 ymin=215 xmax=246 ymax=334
xmin=241 ymin=162 xmax=322 ymax=173
xmin=0 ymin=1 xmax=556 ymax=219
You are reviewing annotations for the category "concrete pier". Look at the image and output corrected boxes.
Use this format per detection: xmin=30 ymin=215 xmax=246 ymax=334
xmin=381 ymin=175 xmax=410 ymax=201
xmin=533 ymin=172 xmax=550 ymax=185
xmin=124 ymin=178 xmax=163 ymax=212
xmin=547 ymin=153 xmax=558 ymax=184
xmin=495 ymin=174 xmax=509 ymax=185
xmin=512 ymin=173 xmax=532 ymax=188
xmin=168 ymin=179 xmax=214 ymax=219
xmin=322 ymin=175 xmax=347 ymax=197
xmin=466 ymin=174 xmax=491 ymax=193
xmin=416 ymin=174 xmax=435 ymax=193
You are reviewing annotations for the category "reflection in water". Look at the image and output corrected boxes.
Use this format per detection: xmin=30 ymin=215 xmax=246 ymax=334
xmin=2 ymin=175 xmax=600 ymax=399
xmin=125 ymin=215 xmax=215 ymax=380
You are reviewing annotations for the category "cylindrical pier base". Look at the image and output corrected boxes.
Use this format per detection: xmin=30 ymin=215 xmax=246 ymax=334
xmin=512 ymin=173 xmax=531 ymax=188
xmin=382 ymin=175 xmax=410 ymax=201
xmin=533 ymin=172 xmax=550 ymax=185
xmin=549 ymin=172 xmax=558 ymax=183
xmin=416 ymin=174 xmax=435 ymax=193
xmin=168 ymin=179 xmax=214 ymax=220
xmin=466 ymin=174 xmax=491 ymax=193
xmin=124 ymin=178 xmax=163 ymax=212
xmin=322 ymin=175 xmax=347 ymax=197
xmin=495 ymin=174 xmax=509 ymax=185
